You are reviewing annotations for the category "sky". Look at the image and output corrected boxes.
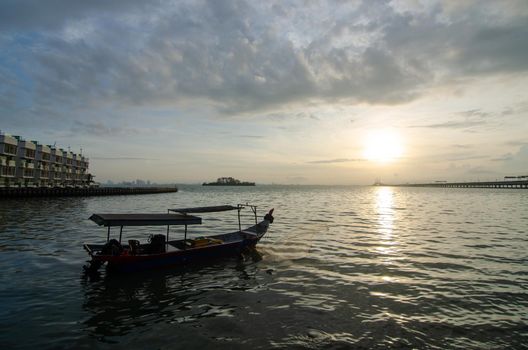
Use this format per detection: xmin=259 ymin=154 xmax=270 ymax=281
xmin=1 ymin=0 xmax=527 ymax=185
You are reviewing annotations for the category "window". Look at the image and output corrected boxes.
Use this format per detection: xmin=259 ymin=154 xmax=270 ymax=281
xmin=25 ymin=149 xmax=35 ymax=158
xmin=4 ymin=144 xmax=17 ymax=155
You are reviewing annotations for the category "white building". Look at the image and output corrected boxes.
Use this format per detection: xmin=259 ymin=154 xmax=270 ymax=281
xmin=0 ymin=132 xmax=93 ymax=188
xmin=0 ymin=134 xmax=18 ymax=187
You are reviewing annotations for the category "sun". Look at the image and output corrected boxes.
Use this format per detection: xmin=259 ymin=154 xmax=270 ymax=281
xmin=363 ymin=130 xmax=404 ymax=163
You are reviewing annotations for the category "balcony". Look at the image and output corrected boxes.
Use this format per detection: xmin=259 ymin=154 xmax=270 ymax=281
xmin=2 ymin=145 xmax=17 ymax=156
xmin=0 ymin=157 xmax=6 ymax=166
xmin=8 ymin=160 xmax=16 ymax=167
xmin=1 ymin=169 xmax=15 ymax=178
xmin=26 ymin=162 xmax=35 ymax=169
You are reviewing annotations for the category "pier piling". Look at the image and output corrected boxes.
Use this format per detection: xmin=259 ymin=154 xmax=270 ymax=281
xmin=390 ymin=180 xmax=528 ymax=189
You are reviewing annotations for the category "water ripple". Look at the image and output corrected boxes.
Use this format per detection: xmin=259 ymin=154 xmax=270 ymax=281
xmin=1 ymin=186 xmax=527 ymax=349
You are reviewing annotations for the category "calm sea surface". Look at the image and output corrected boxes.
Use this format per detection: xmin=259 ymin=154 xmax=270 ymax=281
xmin=0 ymin=185 xmax=527 ymax=349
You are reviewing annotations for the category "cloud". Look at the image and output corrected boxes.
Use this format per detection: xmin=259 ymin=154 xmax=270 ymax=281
xmin=504 ymin=140 xmax=528 ymax=147
xmin=423 ymin=152 xmax=488 ymax=162
xmin=491 ymin=154 xmax=513 ymax=162
xmin=1 ymin=0 xmax=528 ymax=121
xmin=235 ymin=135 xmax=265 ymax=139
xmin=266 ymin=111 xmax=319 ymax=121
xmin=71 ymin=120 xmax=141 ymax=136
xmin=493 ymin=145 xmax=528 ymax=172
xmin=465 ymin=167 xmax=498 ymax=175
xmin=413 ymin=120 xmax=487 ymax=129
xmin=452 ymin=144 xmax=472 ymax=149
xmin=410 ymin=108 xmax=495 ymax=129
xmin=0 ymin=0 xmax=150 ymax=31
xmin=91 ymin=157 xmax=156 ymax=160
xmin=307 ymin=158 xmax=364 ymax=164
xmin=456 ymin=109 xmax=491 ymax=118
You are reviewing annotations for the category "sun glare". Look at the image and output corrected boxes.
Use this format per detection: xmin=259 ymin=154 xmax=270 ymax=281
xmin=363 ymin=130 xmax=403 ymax=163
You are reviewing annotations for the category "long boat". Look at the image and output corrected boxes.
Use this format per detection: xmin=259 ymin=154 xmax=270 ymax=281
xmin=83 ymin=204 xmax=274 ymax=273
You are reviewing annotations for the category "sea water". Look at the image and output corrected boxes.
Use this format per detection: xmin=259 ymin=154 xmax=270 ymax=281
xmin=0 ymin=185 xmax=527 ymax=349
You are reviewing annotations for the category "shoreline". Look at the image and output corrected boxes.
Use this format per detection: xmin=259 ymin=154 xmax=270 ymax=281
xmin=0 ymin=186 xmax=178 ymax=198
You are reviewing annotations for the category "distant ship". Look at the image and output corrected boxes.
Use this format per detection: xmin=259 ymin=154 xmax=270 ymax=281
xmin=203 ymin=177 xmax=255 ymax=186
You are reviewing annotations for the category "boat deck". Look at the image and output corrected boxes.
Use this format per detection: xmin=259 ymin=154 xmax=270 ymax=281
xmin=84 ymin=229 xmax=259 ymax=256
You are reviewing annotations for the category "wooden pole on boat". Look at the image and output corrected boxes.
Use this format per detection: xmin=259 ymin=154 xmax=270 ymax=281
xmin=166 ymin=225 xmax=169 ymax=243
xmin=238 ymin=207 xmax=242 ymax=232
xmin=184 ymin=224 xmax=187 ymax=248
xmin=107 ymin=226 xmax=110 ymax=242
xmin=119 ymin=226 xmax=123 ymax=243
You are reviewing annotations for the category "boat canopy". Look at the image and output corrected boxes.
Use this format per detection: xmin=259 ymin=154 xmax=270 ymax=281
xmin=168 ymin=205 xmax=239 ymax=214
xmin=89 ymin=213 xmax=202 ymax=227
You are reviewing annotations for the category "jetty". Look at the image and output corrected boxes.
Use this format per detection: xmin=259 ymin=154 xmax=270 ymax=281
xmin=391 ymin=180 xmax=528 ymax=189
xmin=0 ymin=186 xmax=178 ymax=199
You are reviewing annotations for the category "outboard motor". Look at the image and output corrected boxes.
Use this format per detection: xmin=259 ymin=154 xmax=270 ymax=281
xmin=101 ymin=239 xmax=123 ymax=256
xmin=149 ymin=234 xmax=166 ymax=254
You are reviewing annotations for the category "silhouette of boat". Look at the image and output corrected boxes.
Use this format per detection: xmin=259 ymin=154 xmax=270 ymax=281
xmin=84 ymin=205 xmax=274 ymax=273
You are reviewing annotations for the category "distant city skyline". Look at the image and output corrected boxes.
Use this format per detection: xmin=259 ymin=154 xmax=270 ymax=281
xmin=1 ymin=1 xmax=527 ymax=184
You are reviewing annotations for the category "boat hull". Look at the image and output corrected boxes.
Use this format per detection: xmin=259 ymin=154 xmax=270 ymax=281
xmin=102 ymin=238 xmax=258 ymax=273
xmin=84 ymin=221 xmax=270 ymax=273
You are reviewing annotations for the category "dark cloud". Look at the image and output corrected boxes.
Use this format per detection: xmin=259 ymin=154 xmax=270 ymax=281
xmin=452 ymin=21 xmax=528 ymax=75
xmin=1 ymin=0 xmax=528 ymax=120
xmin=0 ymin=0 xmax=150 ymax=31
